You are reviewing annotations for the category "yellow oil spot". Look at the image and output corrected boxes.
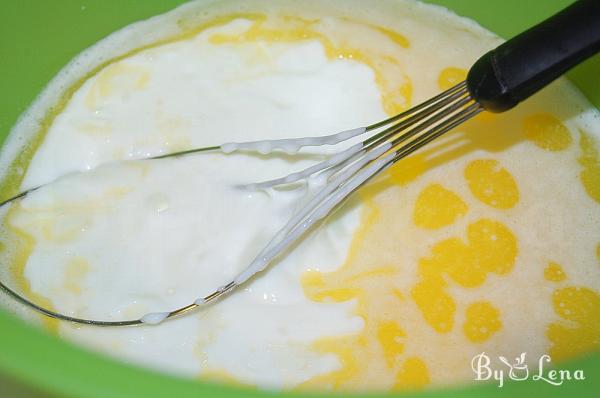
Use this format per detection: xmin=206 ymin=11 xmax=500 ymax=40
xmin=3 ymin=206 xmax=58 ymax=332
xmin=388 ymin=154 xmax=427 ymax=186
xmin=544 ymin=262 xmax=567 ymax=282
xmin=298 ymin=336 xmax=361 ymax=391
xmin=199 ymin=369 xmax=255 ymax=389
xmin=63 ymin=257 xmax=90 ymax=295
xmin=209 ymin=14 xmax=306 ymax=44
xmin=301 ymin=269 xmax=325 ymax=290
xmin=208 ymin=15 xmax=412 ymax=115
xmin=523 ymin=113 xmax=572 ymax=151
xmin=411 ymin=275 xmax=455 ymax=333
xmin=372 ymin=26 xmax=410 ymax=48
xmin=382 ymin=82 xmax=413 ymax=116
xmin=463 ymin=301 xmax=502 ymax=343
xmin=547 ymin=286 xmax=600 ymax=362
xmin=420 ymin=219 xmax=518 ymax=288
xmin=311 ymin=288 xmax=362 ymax=303
xmin=438 ymin=67 xmax=467 ymax=91
xmin=578 ymin=132 xmax=600 ymax=204
xmin=377 ymin=321 xmax=406 ymax=368
xmin=464 ymin=159 xmax=519 ymax=209
xmin=392 ymin=289 xmax=405 ymax=301
xmin=86 ymin=63 xmax=150 ymax=110
xmin=338 ymin=17 xmax=410 ymax=49
xmin=393 ymin=357 xmax=430 ymax=391
xmin=302 ymin=271 xmax=362 ymax=303
xmin=413 ymin=219 xmax=516 ymax=334
xmin=413 ymin=183 xmax=468 ymax=229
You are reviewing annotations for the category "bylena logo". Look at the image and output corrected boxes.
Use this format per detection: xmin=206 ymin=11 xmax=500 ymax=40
xmin=471 ymin=352 xmax=585 ymax=387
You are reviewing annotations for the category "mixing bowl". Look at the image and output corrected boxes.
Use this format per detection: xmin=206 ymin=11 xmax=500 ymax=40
xmin=1 ymin=1 xmax=599 ymax=397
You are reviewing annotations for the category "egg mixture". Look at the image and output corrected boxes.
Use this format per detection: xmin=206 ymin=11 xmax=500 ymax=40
xmin=1 ymin=0 xmax=600 ymax=392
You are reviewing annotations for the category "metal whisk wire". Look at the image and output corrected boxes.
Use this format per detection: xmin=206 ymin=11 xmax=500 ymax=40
xmin=0 ymin=81 xmax=480 ymax=327
xmin=227 ymin=81 xmax=480 ymax=287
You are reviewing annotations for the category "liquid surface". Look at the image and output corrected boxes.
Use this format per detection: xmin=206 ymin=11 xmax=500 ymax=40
xmin=1 ymin=0 xmax=600 ymax=392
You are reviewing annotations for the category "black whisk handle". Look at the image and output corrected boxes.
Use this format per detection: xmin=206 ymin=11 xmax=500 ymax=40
xmin=467 ymin=0 xmax=600 ymax=113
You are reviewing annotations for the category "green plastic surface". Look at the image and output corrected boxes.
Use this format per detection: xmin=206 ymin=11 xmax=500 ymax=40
xmin=0 ymin=1 xmax=598 ymax=397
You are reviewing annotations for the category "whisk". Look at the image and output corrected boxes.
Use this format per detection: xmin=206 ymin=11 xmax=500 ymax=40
xmin=1 ymin=0 xmax=599 ymax=326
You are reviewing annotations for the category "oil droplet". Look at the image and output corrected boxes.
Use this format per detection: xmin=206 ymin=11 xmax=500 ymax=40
xmin=523 ymin=113 xmax=572 ymax=151
xmin=372 ymin=25 xmax=410 ymax=48
xmin=420 ymin=219 xmax=518 ymax=288
xmin=4 ymin=216 xmax=59 ymax=332
xmin=393 ymin=357 xmax=430 ymax=390
xmin=413 ymin=183 xmax=468 ymax=229
xmin=438 ymin=67 xmax=466 ymax=91
xmin=578 ymin=132 xmax=600 ymax=204
xmin=200 ymin=369 xmax=254 ymax=388
xmin=463 ymin=301 xmax=502 ymax=343
xmin=411 ymin=275 xmax=456 ymax=333
xmin=377 ymin=321 xmax=406 ymax=368
xmin=464 ymin=159 xmax=519 ymax=209
xmin=544 ymin=262 xmax=567 ymax=282
xmin=547 ymin=286 xmax=600 ymax=361
xmin=302 ymin=270 xmax=361 ymax=303
xmin=298 ymin=336 xmax=360 ymax=391
xmin=388 ymin=154 xmax=427 ymax=186
xmin=413 ymin=219 xmax=516 ymax=334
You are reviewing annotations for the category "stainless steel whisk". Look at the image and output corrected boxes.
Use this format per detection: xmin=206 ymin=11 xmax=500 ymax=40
xmin=1 ymin=0 xmax=599 ymax=326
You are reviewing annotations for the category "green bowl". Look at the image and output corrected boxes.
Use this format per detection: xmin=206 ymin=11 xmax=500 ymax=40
xmin=1 ymin=1 xmax=599 ymax=397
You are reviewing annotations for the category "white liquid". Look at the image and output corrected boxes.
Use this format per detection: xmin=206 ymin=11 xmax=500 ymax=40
xmin=141 ymin=311 xmax=170 ymax=325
